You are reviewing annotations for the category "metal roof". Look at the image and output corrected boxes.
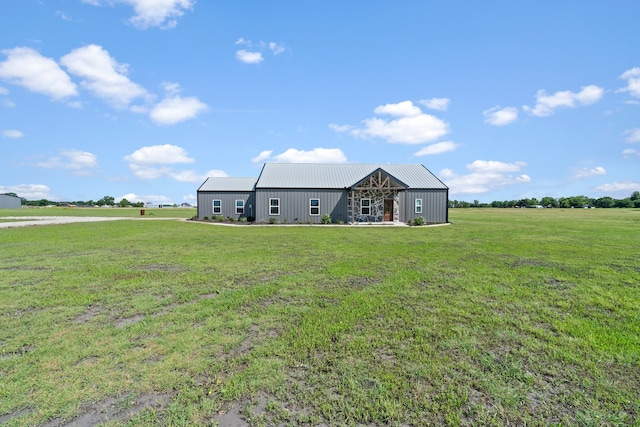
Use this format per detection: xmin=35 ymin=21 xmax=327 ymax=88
xmin=197 ymin=177 xmax=256 ymax=192
xmin=255 ymin=163 xmax=447 ymax=189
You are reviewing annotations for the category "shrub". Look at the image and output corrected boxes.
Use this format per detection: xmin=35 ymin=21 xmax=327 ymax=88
xmin=239 ymin=217 xmax=247 ymax=223
xmin=413 ymin=216 xmax=425 ymax=226
xmin=269 ymin=217 xmax=277 ymax=224
xmin=203 ymin=216 xmax=209 ymax=221
xmin=321 ymin=214 xmax=332 ymax=224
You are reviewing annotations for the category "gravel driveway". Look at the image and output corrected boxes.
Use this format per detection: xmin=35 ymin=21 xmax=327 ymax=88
xmin=0 ymin=216 xmax=141 ymax=229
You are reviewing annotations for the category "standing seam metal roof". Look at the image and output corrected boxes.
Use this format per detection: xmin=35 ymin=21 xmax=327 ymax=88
xmin=255 ymin=163 xmax=447 ymax=189
xmin=197 ymin=177 xmax=257 ymax=192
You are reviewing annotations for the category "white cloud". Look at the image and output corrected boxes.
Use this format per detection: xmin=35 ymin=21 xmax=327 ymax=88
xmin=168 ymin=169 xmax=226 ymax=183
xmin=150 ymin=95 xmax=208 ymax=125
xmin=483 ymin=106 xmax=518 ymax=126
xmin=623 ymin=128 xmax=640 ymax=143
xmin=623 ymin=148 xmax=640 ymax=158
xmin=235 ymin=39 xmax=286 ymax=63
xmin=124 ymin=144 xmax=194 ymax=165
xmin=0 ymin=184 xmax=52 ymax=199
xmin=269 ymin=42 xmax=285 ymax=55
xmin=443 ymin=160 xmax=530 ymax=195
xmin=414 ymin=141 xmax=458 ymax=156
xmin=594 ymin=181 xmax=640 ymax=193
xmin=251 ymin=150 xmax=273 ymax=163
xmin=619 ymin=67 xmax=640 ymax=98
xmin=374 ymin=100 xmax=422 ymax=117
xmin=419 ymin=97 xmax=450 ymax=111
xmin=83 ymin=0 xmax=194 ymax=29
xmin=328 ymin=123 xmax=354 ymax=132
xmin=269 ymin=147 xmax=347 ymax=163
xmin=61 ymin=44 xmax=150 ymax=109
xmin=2 ymin=129 xmax=24 ymax=138
xmin=346 ymin=100 xmax=449 ymax=144
xmin=236 ymin=50 xmax=263 ymax=64
xmin=0 ymin=87 xmax=8 ymax=95
xmin=0 ymin=47 xmax=78 ymax=100
xmin=575 ymin=166 xmax=606 ymax=178
xmin=35 ymin=149 xmax=98 ymax=175
xmin=523 ymin=85 xmax=604 ymax=117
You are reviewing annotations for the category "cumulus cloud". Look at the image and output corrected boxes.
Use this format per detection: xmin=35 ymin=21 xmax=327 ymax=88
xmin=0 ymin=47 xmax=78 ymax=100
xmin=236 ymin=50 xmax=263 ymax=64
xmin=523 ymin=85 xmax=604 ymax=117
xmin=623 ymin=128 xmax=640 ymax=143
xmin=150 ymin=83 xmax=208 ymax=125
xmin=594 ymin=181 xmax=640 ymax=194
xmin=82 ymin=0 xmax=194 ymax=29
xmin=251 ymin=150 xmax=273 ymax=163
xmin=0 ymin=184 xmax=52 ymax=199
xmin=413 ymin=141 xmax=458 ymax=156
xmin=333 ymin=100 xmax=449 ymax=145
xmin=484 ymin=106 xmax=518 ymax=126
xmin=2 ymin=129 xmax=24 ymax=138
xmin=61 ymin=44 xmax=150 ymax=109
xmin=235 ymin=38 xmax=286 ymax=64
xmin=118 ymin=192 xmax=174 ymax=205
xmin=575 ymin=166 xmax=606 ymax=178
xmin=124 ymin=144 xmax=220 ymax=182
xmin=442 ymin=160 xmax=530 ymax=195
xmin=35 ymin=149 xmax=98 ymax=175
xmin=255 ymin=148 xmax=347 ymax=163
xmin=124 ymin=144 xmax=194 ymax=165
xmin=419 ymin=97 xmax=450 ymax=111
xmin=619 ymin=67 xmax=640 ymax=98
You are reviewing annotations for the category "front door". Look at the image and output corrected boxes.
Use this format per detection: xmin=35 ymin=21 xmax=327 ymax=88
xmin=384 ymin=199 xmax=393 ymax=221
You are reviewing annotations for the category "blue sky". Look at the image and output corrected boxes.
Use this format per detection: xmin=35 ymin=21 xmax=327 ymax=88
xmin=1 ymin=1 xmax=639 ymax=205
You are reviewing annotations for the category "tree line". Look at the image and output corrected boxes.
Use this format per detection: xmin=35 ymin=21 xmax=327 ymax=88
xmin=449 ymin=191 xmax=640 ymax=208
xmin=3 ymin=194 xmax=145 ymax=208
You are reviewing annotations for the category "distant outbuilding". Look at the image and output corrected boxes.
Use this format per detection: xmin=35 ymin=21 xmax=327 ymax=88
xmin=0 ymin=194 xmax=21 ymax=209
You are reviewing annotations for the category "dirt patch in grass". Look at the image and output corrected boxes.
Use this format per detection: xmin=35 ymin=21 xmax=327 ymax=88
xmin=42 ymin=392 xmax=172 ymax=427
xmin=0 ymin=407 xmax=34 ymax=425
xmin=74 ymin=305 xmax=104 ymax=323
xmin=114 ymin=314 xmax=144 ymax=328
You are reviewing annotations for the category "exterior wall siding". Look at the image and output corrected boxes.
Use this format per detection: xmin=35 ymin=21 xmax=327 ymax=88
xmin=0 ymin=194 xmax=21 ymax=209
xmin=402 ymin=190 xmax=448 ymax=223
xmin=255 ymin=189 xmax=347 ymax=223
xmin=197 ymin=192 xmax=255 ymax=220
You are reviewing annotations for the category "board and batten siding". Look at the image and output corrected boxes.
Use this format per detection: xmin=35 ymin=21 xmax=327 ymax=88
xmin=198 ymin=192 xmax=255 ymax=220
xmin=255 ymin=189 xmax=347 ymax=223
xmin=401 ymin=189 xmax=449 ymax=223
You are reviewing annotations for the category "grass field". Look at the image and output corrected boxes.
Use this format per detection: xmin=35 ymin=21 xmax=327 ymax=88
xmin=0 ymin=208 xmax=638 ymax=426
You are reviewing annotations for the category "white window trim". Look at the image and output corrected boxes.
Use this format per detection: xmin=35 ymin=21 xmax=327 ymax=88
xmin=269 ymin=198 xmax=280 ymax=216
xmin=361 ymin=198 xmax=371 ymax=215
xmin=213 ymin=199 xmax=222 ymax=214
xmin=415 ymin=198 xmax=423 ymax=214
xmin=309 ymin=198 xmax=320 ymax=216
xmin=235 ymin=199 xmax=244 ymax=215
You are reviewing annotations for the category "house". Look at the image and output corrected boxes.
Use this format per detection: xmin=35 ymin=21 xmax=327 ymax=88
xmin=0 ymin=194 xmax=22 ymax=209
xmin=197 ymin=163 xmax=449 ymax=224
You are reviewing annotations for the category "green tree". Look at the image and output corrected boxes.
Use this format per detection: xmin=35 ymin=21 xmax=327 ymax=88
xmin=97 ymin=196 xmax=115 ymax=206
xmin=118 ymin=198 xmax=131 ymax=207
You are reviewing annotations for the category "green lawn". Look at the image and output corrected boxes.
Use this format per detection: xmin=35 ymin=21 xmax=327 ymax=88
xmin=1 ymin=209 xmax=638 ymax=426
xmin=0 ymin=207 xmax=195 ymax=218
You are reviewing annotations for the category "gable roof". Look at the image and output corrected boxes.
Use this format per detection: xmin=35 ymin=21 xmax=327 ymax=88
xmin=255 ymin=163 xmax=447 ymax=189
xmin=197 ymin=177 xmax=256 ymax=192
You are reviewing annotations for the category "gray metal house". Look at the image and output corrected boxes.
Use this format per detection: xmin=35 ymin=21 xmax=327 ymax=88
xmin=0 ymin=194 xmax=22 ymax=209
xmin=197 ymin=163 xmax=448 ymax=224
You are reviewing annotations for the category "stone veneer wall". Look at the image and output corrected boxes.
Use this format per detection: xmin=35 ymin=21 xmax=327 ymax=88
xmin=348 ymin=189 xmax=400 ymax=222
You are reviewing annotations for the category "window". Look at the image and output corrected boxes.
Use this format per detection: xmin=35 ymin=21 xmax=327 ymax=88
xmin=310 ymin=198 xmax=320 ymax=215
xmin=235 ymin=199 xmax=244 ymax=215
xmin=361 ymin=199 xmax=370 ymax=215
xmin=415 ymin=198 xmax=423 ymax=214
xmin=269 ymin=198 xmax=280 ymax=215
xmin=213 ymin=199 xmax=221 ymax=214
